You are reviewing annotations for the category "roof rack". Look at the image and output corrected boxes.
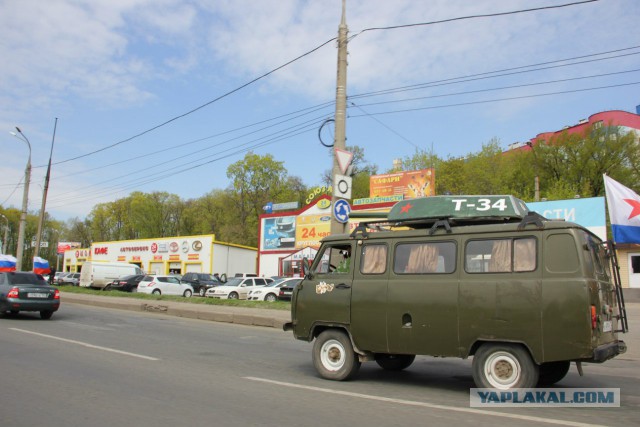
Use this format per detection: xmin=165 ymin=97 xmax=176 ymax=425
xmin=349 ymin=195 xmax=546 ymax=238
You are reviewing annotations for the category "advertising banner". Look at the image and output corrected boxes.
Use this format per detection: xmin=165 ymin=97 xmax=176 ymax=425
xmin=262 ymin=216 xmax=297 ymax=250
xmin=370 ymin=169 xmax=435 ymax=199
xmin=528 ymin=197 xmax=606 ymax=240
xmin=295 ymin=214 xmax=332 ymax=249
xmin=57 ymin=241 xmax=82 ymax=254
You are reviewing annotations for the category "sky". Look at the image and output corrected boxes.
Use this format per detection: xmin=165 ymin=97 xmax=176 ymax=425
xmin=1 ymin=0 xmax=639 ymax=222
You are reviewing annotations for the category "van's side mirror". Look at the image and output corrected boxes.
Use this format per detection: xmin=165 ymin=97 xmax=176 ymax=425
xmin=302 ymin=257 xmax=312 ymax=279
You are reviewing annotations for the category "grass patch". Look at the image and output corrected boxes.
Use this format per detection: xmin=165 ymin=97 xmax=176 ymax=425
xmin=58 ymin=285 xmax=291 ymax=310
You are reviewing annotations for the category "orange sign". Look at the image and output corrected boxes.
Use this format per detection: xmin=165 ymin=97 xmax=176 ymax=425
xmin=295 ymin=214 xmax=332 ymax=249
xmin=370 ymin=169 xmax=435 ymax=199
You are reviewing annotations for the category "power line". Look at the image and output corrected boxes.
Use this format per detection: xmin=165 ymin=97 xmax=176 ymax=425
xmin=347 ymin=81 xmax=640 ymax=118
xmin=350 ymin=47 xmax=640 ymax=100
xmin=352 ymin=69 xmax=640 ymax=109
xmin=46 ymin=0 xmax=600 ymax=169
xmin=351 ymin=0 xmax=599 ymax=37
xmin=50 ymin=38 xmax=338 ymax=167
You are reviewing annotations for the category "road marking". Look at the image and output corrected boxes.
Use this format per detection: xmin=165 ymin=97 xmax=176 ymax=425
xmin=10 ymin=328 xmax=160 ymax=361
xmin=244 ymin=377 xmax=606 ymax=427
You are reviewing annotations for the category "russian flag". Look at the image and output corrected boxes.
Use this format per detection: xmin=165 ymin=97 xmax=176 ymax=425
xmin=0 ymin=254 xmax=17 ymax=272
xmin=603 ymin=175 xmax=640 ymax=244
xmin=33 ymin=256 xmax=51 ymax=275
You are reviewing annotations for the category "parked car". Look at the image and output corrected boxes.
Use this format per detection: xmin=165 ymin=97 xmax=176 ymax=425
xmin=180 ymin=272 xmax=223 ymax=297
xmin=277 ymin=279 xmax=302 ymax=301
xmin=247 ymin=278 xmax=302 ymax=302
xmin=234 ymin=273 xmax=258 ymax=278
xmin=0 ymin=271 xmax=60 ymax=319
xmin=136 ymin=275 xmax=194 ymax=297
xmin=60 ymin=272 xmax=81 ymax=286
xmin=56 ymin=272 xmax=71 ymax=285
xmin=108 ymin=274 xmax=145 ymax=292
xmin=205 ymin=277 xmax=271 ymax=300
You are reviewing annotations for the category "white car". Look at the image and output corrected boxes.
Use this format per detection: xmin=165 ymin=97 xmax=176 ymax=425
xmin=247 ymin=278 xmax=302 ymax=302
xmin=136 ymin=275 xmax=194 ymax=297
xmin=205 ymin=277 xmax=272 ymax=300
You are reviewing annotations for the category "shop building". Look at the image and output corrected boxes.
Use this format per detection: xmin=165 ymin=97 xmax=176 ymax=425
xmin=258 ymin=195 xmax=398 ymax=277
xmin=63 ymin=234 xmax=257 ymax=277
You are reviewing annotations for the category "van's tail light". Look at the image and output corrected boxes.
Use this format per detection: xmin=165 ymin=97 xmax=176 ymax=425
xmin=54 ymin=289 xmax=60 ymax=300
xmin=7 ymin=287 xmax=19 ymax=298
xmin=591 ymin=305 xmax=597 ymax=329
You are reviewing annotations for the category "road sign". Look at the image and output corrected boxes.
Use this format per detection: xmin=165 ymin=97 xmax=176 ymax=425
xmin=333 ymin=174 xmax=352 ymax=199
xmin=333 ymin=199 xmax=351 ymax=224
xmin=335 ymin=149 xmax=353 ymax=175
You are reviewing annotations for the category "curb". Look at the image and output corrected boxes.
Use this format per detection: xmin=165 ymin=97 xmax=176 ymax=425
xmin=61 ymin=293 xmax=290 ymax=329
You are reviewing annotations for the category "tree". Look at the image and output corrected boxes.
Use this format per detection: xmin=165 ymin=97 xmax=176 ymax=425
xmin=226 ymin=152 xmax=289 ymax=246
xmin=531 ymin=124 xmax=639 ymax=199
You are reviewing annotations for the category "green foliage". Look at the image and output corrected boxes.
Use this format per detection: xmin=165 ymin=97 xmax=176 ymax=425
xmin=32 ymin=123 xmax=640 ymax=252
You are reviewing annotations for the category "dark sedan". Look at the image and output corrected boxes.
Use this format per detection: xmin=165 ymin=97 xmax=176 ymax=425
xmin=108 ymin=274 xmax=146 ymax=292
xmin=277 ymin=278 xmax=303 ymax=301
xmin=0 ymin=272 xmax=60 ymax=319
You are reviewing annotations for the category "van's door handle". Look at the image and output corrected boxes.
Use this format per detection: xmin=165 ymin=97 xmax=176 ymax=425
xmin=336 ymin=283 xmax=351 ymax=289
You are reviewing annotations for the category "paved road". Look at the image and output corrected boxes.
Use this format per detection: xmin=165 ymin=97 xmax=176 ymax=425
xmin=1 ymin=302 xmax=638 ymax=427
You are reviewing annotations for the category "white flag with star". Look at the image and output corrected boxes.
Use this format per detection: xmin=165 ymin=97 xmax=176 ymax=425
xmin=603 ymin=174 xmax=640 ymax=244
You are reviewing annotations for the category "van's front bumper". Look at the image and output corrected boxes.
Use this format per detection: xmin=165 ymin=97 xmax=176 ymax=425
xmin=588 ymin=340 xmax=627 ymax=363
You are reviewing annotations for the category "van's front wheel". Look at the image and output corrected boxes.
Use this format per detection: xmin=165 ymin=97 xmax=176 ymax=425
xmin=313 ymin=330 xmax=360 ymax=381
xmin=472 ymin=343 xmax=538 ymax=389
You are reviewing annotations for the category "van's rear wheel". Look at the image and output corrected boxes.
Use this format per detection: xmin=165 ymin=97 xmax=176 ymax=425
xmin=313 ymin=330 xmax=360 ymax=381
xmin=199 ymin=287 xmax=206 ymax=297
xmin=375 ymin=354 xmax=415 ymax=371
xmin=538 ymin=361 xmax=570 ymax=386
xmin=472 ymin=343 xmax=538 ymax=389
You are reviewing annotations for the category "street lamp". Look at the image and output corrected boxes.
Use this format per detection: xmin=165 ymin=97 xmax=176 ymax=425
xmin=0 ymin=214 xmax=8 ymax=254
xmin=10 ymin=127 xmax=31 ymax=270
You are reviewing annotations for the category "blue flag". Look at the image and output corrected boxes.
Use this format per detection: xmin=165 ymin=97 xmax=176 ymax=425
xmin=603 ymin=175 xmax=640 ymax=244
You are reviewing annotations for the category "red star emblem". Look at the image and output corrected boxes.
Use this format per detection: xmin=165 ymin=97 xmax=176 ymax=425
xmin=400 ymin=203 xmax=413 ymax=214
xmin=624 ymin=199 xmax=640 ymax=220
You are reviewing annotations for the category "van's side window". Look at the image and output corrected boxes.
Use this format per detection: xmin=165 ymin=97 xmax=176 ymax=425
xmin=360 ymin=244 xmax=387 ymax=274
xmin=393 ymin=242 xmax=455 ymax=274
xmin=465 ymin=238 xmax=536 ymax=273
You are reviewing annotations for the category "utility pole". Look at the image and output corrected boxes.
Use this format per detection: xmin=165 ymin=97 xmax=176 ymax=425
xmin=330 ymin=0 xmax=349 ymax=236
xmin=34 ymin=118 xmax=58 ymax=259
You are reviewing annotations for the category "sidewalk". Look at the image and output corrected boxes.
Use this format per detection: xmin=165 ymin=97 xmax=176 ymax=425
xmin=60 ymin=292 xmax=291 ymax=329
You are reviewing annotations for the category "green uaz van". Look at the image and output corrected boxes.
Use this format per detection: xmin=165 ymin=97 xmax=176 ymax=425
xmin=284 ymin=195 xmax=628 ymax=389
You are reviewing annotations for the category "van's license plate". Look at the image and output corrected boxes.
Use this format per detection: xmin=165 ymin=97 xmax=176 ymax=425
xmin=603 ymin=321 xmax=612 ymax=332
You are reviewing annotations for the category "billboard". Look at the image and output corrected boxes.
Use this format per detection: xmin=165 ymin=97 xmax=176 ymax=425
xmin=370 ymin=169 xmax=435 ymax=199
xmin=528 ymin=197 xmax=606 ymax=240
xmin=295 ymin=214 xmax=332 ymax=249
xmin=262 ymin=216 xmax=297 ymax=250
xmin=57 ymin=241 xmax=82 ymax=254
